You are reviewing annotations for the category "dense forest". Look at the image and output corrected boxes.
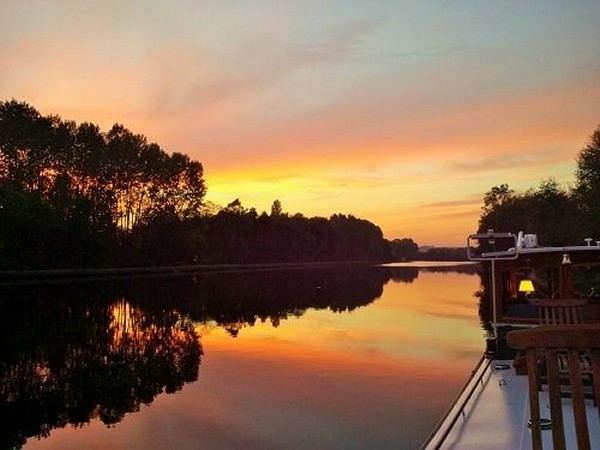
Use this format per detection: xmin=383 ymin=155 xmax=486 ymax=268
xmin=0 ymin=100 xmax=421 ymax=269
xmin=478 ymin=125 xmax=600 ymax=246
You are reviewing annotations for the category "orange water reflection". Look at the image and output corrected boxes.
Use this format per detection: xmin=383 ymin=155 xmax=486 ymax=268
xmin=24 ymin=269 xmax=483 ymax=450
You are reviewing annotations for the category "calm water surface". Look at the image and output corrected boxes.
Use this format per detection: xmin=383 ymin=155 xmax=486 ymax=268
xmin=3 ymin=265 xmax=485 ymax=450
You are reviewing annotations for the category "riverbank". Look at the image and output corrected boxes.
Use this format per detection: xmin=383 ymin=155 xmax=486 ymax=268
xmin=0 ymin=261 xmax=380 ymax=282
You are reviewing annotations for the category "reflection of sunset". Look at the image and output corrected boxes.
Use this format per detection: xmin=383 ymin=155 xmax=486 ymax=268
xmin=108 ymin=299 xmax=200 ymax=357
xmin=385 ymin=271 xmax=481 ymax=321
xmin=198 ymin=270 xmax=482 ymax=367
xmin=184 ymin=269 xmax=482 ymax=447
xmin=108 ymin=299 xmax=158 ymax=351
xmin=202 ymin=324 xmax=475 ymax=383
xmin=196 ymin=330 xmax=472 ymax=439
xmin=109 ymin=300 xmax=140 ymax=347
xmin=23 ymin=269 xmax=484 ymax=450
xmin=195 ymin=269 xmax=483 ymax=386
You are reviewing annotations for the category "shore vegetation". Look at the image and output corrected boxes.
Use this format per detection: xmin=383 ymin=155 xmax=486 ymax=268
xmin=0 ymin=100 xmax=421 ymax=269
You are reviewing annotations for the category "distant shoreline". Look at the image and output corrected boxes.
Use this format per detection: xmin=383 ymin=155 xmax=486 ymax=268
xmin=381 ymin=261 xmax=477 ymax=268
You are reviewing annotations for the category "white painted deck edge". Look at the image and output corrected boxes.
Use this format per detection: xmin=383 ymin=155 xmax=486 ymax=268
xmin=423 ymin=358 xmax=600 ymax=450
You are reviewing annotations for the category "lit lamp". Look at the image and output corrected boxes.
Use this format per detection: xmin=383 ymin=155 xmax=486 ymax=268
xmin=518 ymin=279 xmax=535 ymax=294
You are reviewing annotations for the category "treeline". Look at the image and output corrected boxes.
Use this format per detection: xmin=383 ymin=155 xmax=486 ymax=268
xmin=211 ymin=201 xmax=393 ymax=263
xmin=0 ymin=100 xmax=419 ymax=269
xmin=418 ymin=247 xmax=467 ymax=261
xmin=478 ymin=125 xmax=600 ymax=245
xmin=0 ymin=100 xmax=206 ymax=269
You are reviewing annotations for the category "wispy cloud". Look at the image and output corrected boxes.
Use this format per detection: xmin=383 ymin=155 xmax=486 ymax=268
xmin=292 ymin=19 xmax=384 ymax=64
xmin=423 ymin=197 xmax=482 ymax=209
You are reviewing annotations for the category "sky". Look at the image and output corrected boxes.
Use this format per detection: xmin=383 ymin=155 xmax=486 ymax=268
xmin=1 ymin=1 xmax=599 ymax=246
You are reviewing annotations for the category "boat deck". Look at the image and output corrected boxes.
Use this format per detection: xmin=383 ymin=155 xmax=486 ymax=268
xmin=425 ymin=359 xmax=600 ymax=449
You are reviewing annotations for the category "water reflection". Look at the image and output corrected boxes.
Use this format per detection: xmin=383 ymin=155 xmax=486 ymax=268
xmin=0 ymin=265 xmax=482 ymax=449
xmin=0 ymin=290 xmax=200 ymax=450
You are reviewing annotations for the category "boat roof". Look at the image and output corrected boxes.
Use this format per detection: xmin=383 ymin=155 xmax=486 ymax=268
xmin=468 ymin=231 xmax=600 ymax=263
xmin=481 ymin=245 xmax=600 ymax=259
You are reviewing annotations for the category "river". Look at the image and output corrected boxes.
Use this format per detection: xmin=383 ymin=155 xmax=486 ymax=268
xmin=1 ymin=264 xmax=485 ymax=449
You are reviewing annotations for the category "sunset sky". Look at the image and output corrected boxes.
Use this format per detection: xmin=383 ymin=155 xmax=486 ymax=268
xmin=1 ymin=1 xmax=599 ymax=245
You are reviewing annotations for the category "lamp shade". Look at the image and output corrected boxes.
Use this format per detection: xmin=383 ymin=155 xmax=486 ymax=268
xmin=518 ymin=279 xmax=535 ymax=293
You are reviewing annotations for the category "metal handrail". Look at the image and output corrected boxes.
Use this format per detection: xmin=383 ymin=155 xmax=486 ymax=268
xmin=466 ymin=231 xmax=518 ymax=262
xmin=420 ymin=353 xmax=493 ymax=449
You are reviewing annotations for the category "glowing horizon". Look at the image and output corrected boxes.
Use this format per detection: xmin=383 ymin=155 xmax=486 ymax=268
xmin=2 ymin=1 xmax=599 ymax=246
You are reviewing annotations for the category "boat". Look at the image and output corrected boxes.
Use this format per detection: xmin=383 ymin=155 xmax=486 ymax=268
xmin=421 ymin=230 xmax=600 ymax=450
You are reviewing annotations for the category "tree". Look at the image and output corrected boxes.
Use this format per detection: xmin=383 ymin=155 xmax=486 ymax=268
xmin=478 ymin=180 xmax=577 ymax=246
xmin=531 ymin=178 xmax=578 ymax=245
xmin=0 ymin=100 xmax=207 ymax=268
xmin=0 ymin=99 xmax=55 ymax=192
xmin=270 ymin=199 xmax=283 ymax=216
xmin=479 ymin=184 xmax=517 ymax=233
xmin=482 ymin=184 xmax=514 ymax=215
xmin=575 ymin=126 xmax=600 ymax=238
xmin=389 ymin=238 xmax=418 ymax=261
xmin=477 ymin=125 xmax=600 ymax=247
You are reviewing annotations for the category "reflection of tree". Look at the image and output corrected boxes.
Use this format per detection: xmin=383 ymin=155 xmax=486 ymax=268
xmin=0 ymin=265 xmax=479 ymax=447
xmin=0 ymin=287 xmax=201 ymax=449
xmin=126 ymin=267 xmax=392 ymax=337
xmin=100 ymin=300 xmax=200 ymax=423
xmin=387 ymin=267 xmax=419 ymax=283
xmin=475 ymin=268 xmax=494 ymax=334
xmin=423 ymin=265 xmax=480 ymax=275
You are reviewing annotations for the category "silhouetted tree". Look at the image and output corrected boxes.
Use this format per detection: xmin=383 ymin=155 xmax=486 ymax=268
xmin=575 ymin=126 xmax=600 ymax=239
xmin=389 ymin=238 xmax=419 ymax=261
xmin=270 ymin=199 xmax=283 ymax=216
xmin=478 ymin=124 xmax=600 ymax=246
xmin=0 ymin=99 xmax=397 ymax=268
xmin=0 ymin=100 xmax=206 ymax=269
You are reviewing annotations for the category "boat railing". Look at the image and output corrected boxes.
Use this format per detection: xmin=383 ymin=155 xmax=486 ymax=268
xmin=466 ymin=231 xmax=518 ymax=262
xmin=420 ymin=353 xmax=492 ymax=450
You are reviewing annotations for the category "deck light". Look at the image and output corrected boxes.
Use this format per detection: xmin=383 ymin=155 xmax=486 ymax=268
xmin=518 ymin=279 xmax=535 ymax=293
xmin=562 ymin=253 xmax=571 ymax=265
